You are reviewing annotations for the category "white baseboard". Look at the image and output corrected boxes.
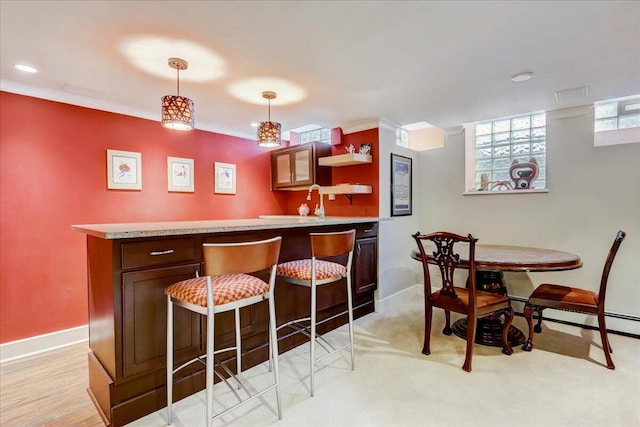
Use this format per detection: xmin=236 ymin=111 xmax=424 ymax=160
xmin=376 ymin=284 xmax=421 ymax=312
xmin=0 ymin=325 xmax=88 ymax=364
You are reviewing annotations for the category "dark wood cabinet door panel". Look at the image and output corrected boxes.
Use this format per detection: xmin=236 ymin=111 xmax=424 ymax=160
xmin=122 ymin=264 xmax=201 ymax=378
xmin=353 ymin=237 xmax=377 ymax=295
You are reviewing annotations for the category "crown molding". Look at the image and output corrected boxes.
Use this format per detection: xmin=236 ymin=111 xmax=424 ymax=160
xmin=0 ymin=78 xmax=256 ymax=140
xmin=341 ymin=117 xmax=402 ymax=135
xmin=546 ymin=104 xmax=593 ymax=120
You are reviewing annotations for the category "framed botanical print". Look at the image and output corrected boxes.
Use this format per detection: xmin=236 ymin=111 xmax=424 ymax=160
xmin=107 ymin=149 xmax=141 ymax=190
xmin=214 ymin=162 xmax=236 ymax=194
xmin=167 ymin=156 xmax=194 ymax=192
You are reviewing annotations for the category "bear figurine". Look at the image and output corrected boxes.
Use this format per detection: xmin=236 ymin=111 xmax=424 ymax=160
xmin=509 ymin=158 xmax=539 ymax=189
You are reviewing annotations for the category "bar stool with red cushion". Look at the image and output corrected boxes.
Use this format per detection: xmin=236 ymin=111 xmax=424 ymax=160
xmin=276 ymin=229 xmax=356 ymax=397
xmin=165 ymin=236 xmax=282 ymax=426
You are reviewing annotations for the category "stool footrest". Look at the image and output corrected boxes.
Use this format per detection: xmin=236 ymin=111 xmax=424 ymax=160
xmin=212 ymin=382 xmax=279 ymax=422
xmin=314 ymin=343 xmax=352 ymax=364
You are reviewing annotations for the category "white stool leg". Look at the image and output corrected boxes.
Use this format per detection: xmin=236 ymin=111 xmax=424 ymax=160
xmin=166 ymin=296 xmax=174 ymax=424
xmin=235 ymin=307 xmax=242 ymax=389
xmin=268 ymin=293 xmax=282 ymax=419
xmin=346 ymin=275 xmax=355 ymax=370
xmin=310 ymin=276 xmax=317 ymax=397
xmin=206 ymin=278 xmax=215 ymax=427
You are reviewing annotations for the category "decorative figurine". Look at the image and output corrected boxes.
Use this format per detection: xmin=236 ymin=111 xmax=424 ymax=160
xmin=509 ymin=158 xmax=539 ymax=189
xmin=298 ymin=203 xmax=310 ymax=216
xmin=359 ymin=144 xmax=371 ymax=155
xmin=479 ymin=173 xmax=489 ymax=191
xmin=345 ymin=144 xmax=356 ymax=154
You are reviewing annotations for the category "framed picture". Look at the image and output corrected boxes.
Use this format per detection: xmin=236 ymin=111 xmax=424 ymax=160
xmin=167 ymin=156 xmax=194 ymax=192
xmin=214 ymin=162 xmax=236 ymax=194
xmin=107 ymin=149 xmax=142 ymax=190
xmin=391 ymin=153 xmax=412 ymax=216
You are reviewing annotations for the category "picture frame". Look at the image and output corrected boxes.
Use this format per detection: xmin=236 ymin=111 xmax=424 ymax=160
xmin=214 ymin=162 xmax=236 ymax=194
xmin=167 ymin=156 xmax=194 ymax=192
xmin=391 ymin=153 xmax=412 ymax=216
xmin=107 ymin=149 xmax=142 ymax=190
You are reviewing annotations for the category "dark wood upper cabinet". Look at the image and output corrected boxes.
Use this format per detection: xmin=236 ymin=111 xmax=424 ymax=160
xmin=271 ymin=142 xmax=332 ymax=190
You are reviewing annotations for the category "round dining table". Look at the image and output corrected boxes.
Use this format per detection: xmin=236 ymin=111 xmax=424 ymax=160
xmin=410 ymin=244 xmax=582 ymax=346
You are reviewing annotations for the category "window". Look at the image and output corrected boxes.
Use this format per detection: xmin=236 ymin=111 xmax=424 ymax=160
xmin=595 ymin=96 xmax=640 ymax=132
xmin=396 ymin=128 xmax=409 ymax=147
xmin=467 ymin=112 xmax=547 ymax=192
xmin=593 ymin=95 xmax=640 ymax=147
xmin=298 ymin=127 xmax=331 ymax=144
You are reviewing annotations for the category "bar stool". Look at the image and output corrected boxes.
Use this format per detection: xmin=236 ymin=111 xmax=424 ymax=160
xmin=165 ymin=236 xmax=282 ymax=426
xmin=276 ymin=229 xmax=356 ymax=396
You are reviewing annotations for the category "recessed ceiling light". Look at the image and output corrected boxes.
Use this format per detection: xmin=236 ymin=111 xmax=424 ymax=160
xmin=250 ymin=123 xmax=258 ymax=127
xmin=15 ymin=63 xmax=38 ymax=73
xmin=511 ymin=71 xmax=533 ymax=82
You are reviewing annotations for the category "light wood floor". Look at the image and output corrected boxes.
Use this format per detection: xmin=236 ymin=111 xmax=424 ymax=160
xmin=0 ymin=343 xmax=102 ymax=426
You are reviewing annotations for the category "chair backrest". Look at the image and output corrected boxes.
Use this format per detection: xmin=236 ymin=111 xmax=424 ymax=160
xmin=310 ymin=229 xmax=356 ymax=259
xmin=412 ymin=231 xmax=478 ymax=303
xmin=202 ymin=236 xmax=282 ymax=276
xmin=597 ymin=230 xmax=626 ymax=304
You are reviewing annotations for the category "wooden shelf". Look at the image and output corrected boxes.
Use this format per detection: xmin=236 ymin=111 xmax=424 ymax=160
xmin=323 ymin=184 xmax=372 ymax=195
xmin=318 ymin=153 xmax=372 ymax=167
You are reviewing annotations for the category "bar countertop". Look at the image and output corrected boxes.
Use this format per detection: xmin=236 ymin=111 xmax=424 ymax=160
xmin=72 ymin=216 xmax=380 ymax=239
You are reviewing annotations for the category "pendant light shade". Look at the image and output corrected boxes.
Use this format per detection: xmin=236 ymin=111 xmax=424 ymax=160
xmin=161 ymin=58 xmax=194 ymax=131
xmin=257 ymin=91 xmax=281 ymax=147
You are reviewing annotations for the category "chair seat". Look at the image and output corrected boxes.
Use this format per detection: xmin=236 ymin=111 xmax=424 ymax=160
xmin=165 ymin=274 xmax=269 ymax=307
xmin=277 ymin=259 xmax=346 ymax=281
xmin=528 ymin=283 xmax=599 ymax=313
xmin=432 ymin=287 xmax=511 ymax=314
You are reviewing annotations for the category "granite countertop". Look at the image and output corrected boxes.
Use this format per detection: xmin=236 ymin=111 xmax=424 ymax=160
xmin=72 ymin=216 xmax=379 ymax=239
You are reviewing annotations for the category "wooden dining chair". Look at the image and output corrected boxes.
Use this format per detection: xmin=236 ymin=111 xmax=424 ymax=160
xmin=522 ymin=230 xmax=626 ymax=369
xmin=412 ymin=231 xmax=514 ymax=372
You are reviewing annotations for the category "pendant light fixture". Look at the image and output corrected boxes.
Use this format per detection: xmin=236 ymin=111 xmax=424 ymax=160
xmin=257 ymin=91 xmax=282 ymax=147
xmin=161 ymin=58 xmax=194 ymax=130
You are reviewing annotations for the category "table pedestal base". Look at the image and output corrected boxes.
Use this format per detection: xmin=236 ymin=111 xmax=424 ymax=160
xmin=452 ymin=270 xmax=525 ymax=347
xmin=451 ymin=317 xmax=525 ymax=347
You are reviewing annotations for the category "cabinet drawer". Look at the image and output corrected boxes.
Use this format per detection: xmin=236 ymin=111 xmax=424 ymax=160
xmin=121 ymin=238 xmax=197 ymax=270
xmin=356 ymin=223 xmax=378 ymax=239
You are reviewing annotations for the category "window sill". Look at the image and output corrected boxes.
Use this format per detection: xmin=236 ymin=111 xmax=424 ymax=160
xmin=594 ymin=127 xmax=640 ymax=147
xmin=463 ymin=189 xmax=549 ymax=196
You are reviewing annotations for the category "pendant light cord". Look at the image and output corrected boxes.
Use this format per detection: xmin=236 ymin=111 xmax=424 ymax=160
xmin=176 ymin=68 xmax=180 ymax=96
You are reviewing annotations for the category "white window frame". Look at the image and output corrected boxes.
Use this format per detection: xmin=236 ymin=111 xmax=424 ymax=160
xmin=594 ymin=95 xmax=640 ymax=147
xmin=464 ymin=112 xmax=548 ymax=195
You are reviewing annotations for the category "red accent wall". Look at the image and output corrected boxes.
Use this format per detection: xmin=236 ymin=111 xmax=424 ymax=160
xmin=0 ymin=91 xmax=290 ymax=343
xmin=286 ymin=128 xmax=379 ymax=217
xmin=0 ymin=93 xmax=380 ymax=343
xmin=330 ymin=129 xmax=379 ymax=216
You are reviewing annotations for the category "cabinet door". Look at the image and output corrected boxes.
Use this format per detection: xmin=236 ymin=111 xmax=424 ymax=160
xmin=353 ymin=237 xmax=377 ymax=295
xmin=271 ymin=144 xmax=315 ymax=189
xmin=122 ymin=264 xmax=201 ymax=378
xmin=273 ymin=152 xmax=293 ymax=186
xmin=292 ymin=146 xmax=312 ymax=185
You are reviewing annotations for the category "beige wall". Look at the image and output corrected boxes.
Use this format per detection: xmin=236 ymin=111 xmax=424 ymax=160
xmin=414 ymin=106 xmax=640 ymax=334
xmin=377 ymin=124 xmax=420 ymax=302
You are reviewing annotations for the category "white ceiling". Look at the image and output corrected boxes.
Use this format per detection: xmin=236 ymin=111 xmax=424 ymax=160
xmin=1 ymin=1 xmax=639 ymax=140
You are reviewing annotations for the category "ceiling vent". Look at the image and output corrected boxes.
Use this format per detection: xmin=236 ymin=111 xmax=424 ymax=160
xmin=554 ymin=86 xmax=589 ymax=103
xmin=62 ymin=82 xmax=109 ymax=99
